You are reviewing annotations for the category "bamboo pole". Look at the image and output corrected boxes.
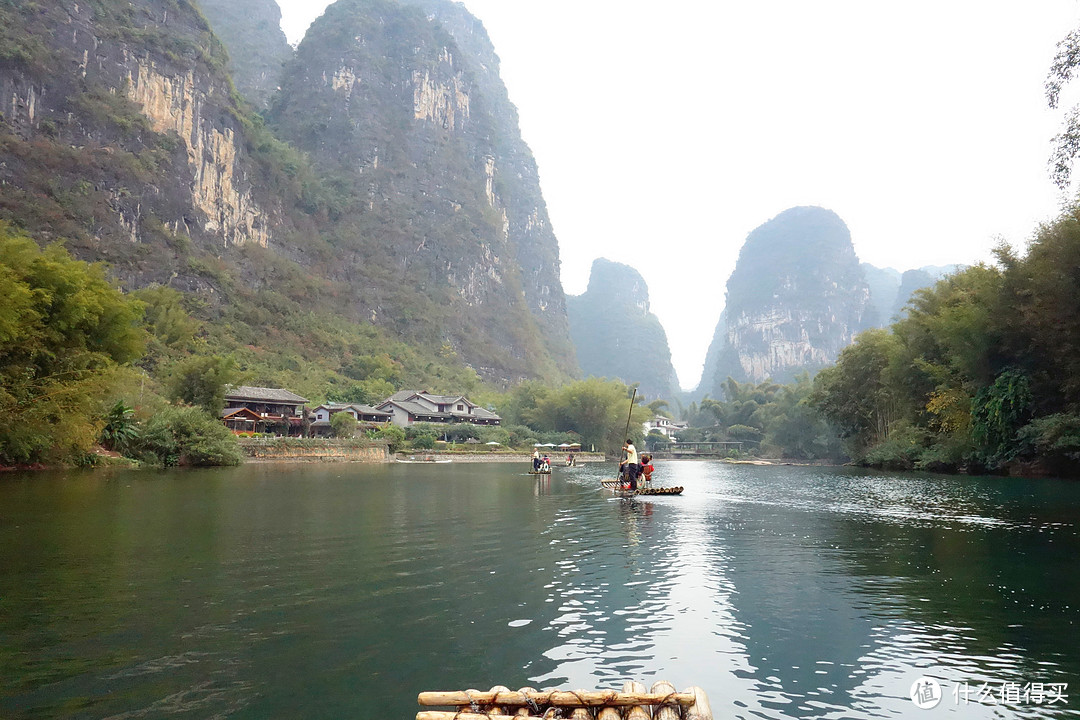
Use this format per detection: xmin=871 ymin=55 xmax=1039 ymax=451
xmin=623 ymin=388 xmax=637 ymax=446
xmin=418 ymin=691 xmax=696 ymax=708
xmin=596 ymin=708 xmax=621 ymax=720
xmin=684 ymin=686 xmax=713 ymax=720
xmin=623 ymin=681 xmax=650 ymax=720
xmin=650 ymin=681 xmax=681 ymax=720
xmin=514 ymin=687 xmax=537 ymax=718
xmin=418 ymin=712 xmax=545 ymax=720
xmin=487 ymin=686 xmax=510 ymax=717
xmin=569 ymin=690 xmax=593 ymax=720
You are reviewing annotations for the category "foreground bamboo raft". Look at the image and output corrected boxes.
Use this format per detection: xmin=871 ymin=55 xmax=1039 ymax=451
xmin=418 ymin=682 xmax=712 ymax=720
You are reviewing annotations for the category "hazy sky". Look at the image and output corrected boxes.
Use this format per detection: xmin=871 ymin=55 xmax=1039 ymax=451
xmin=277 ymin=1 xmax=1080 ymax=390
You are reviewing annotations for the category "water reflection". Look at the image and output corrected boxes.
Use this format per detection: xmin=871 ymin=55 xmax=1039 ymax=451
xmin=0 ymin=463 xmax=1077 ymax=719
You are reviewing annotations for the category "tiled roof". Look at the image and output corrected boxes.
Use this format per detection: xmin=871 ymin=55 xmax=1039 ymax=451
xmin=382 ymin=399 xmax=452 ymax=419
xmin=225 ymin=386 xmax=309 ymax=404
xmin=318 ymin=402 xmax=390 ymax=416
xmin=424 ymin=393 xmax=470 ymax=405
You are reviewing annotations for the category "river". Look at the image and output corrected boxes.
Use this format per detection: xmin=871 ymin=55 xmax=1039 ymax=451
xmin=0 ymin=461 xmax=1077 ymax=719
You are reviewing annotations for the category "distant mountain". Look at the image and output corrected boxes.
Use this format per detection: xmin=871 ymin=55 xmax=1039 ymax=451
xmin=697 ymin=207 xmax=873 ymax=397
xmin=860 ymin=263 xmax=900 ymax=328
xmin=196 ymin=0 xmax=293 ymax=107
xmin=861 ymin=263 xmax=960 ymax=325
xmin=567 ymin=259 xmax=677 ymax=401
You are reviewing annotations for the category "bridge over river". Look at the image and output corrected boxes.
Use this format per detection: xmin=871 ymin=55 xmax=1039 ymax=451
xmin=653 ymin=441 xmax=745 ymax=458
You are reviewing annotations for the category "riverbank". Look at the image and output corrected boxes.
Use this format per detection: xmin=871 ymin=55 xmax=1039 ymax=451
xmin=238 ymin=438 xmax=607 ymax=465
xmin=393 ymin=452 xmax=606 ymax=464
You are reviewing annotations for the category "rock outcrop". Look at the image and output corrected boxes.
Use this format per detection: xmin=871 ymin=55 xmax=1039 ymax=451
xmin=567 ymin=259 xmax=678 ymax=401
xmin=698 ymin=207 xmax=873 ymax=397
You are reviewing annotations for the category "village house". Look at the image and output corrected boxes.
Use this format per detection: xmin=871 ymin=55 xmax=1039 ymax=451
xmin=308 ymin=402 xmax=392 ymax=436
xmin=644 ymin=416 xmax=689 ymax=438
xmin=222 ymin=386 xmax=309 ymax=436
xmin=376 ymin=391 xmax=501 ymax=428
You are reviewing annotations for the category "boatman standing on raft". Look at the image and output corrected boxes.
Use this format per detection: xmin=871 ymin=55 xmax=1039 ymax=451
xmin=622 ymin=438 xmax=639 ymax=490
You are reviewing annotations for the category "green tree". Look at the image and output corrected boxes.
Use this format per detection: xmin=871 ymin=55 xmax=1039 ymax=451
xmin=133 ymin=286 xmax=199 ymax=350
xmin=0 ymin=225 xmax=145 ymax=464
xmin=411 ymin=433 xmax=436 ymax=450
xmin=971 ymin=369 xmax=1034 ymax=467
xmin=1046 ymin=26 xmax=1080 ymax=189
xmin=330 ymin=411 xmax=358 ymax=438
xmin=375 ymin=424 xmax=406 ymax=452
xmin=811 ymin=329 xmax=901 ymax=458
xmin=167 ymin=355 xmax=238 ymax=414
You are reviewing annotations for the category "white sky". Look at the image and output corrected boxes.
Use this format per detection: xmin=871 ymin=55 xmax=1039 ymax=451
xmin=278 ymin=1 xmax=1080 ymax=390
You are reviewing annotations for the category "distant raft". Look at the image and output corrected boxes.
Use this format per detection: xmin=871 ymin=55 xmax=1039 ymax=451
xmin=418 ymin=682 xmax=712 ymax=720
xmin=600 ymin=480 xmax=684 ymax=495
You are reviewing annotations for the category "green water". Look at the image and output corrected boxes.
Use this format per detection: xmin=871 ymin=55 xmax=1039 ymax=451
xmin=0 ymin=462 xmax=1077 ymax=719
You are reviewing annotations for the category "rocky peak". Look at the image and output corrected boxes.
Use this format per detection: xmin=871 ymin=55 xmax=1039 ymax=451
xmin=568 ymin=259 xmax=677 ymax=401
xmin=584 ymin=258 xmax=652 ymax=315
xmin=699 ymin=206 xmax=872 ymax=395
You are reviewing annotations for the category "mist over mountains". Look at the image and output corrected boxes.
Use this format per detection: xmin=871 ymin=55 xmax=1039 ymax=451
xmin=690 ymin=207 xmax=955 ymax=401
xmin=0 ymin=0 xmax=958 ymax=403
xmin=566 ymin=259 xmax=678 ymax=401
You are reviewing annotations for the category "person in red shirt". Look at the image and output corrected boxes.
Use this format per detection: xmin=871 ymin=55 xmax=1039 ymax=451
xmin=640 ymin=454 xmax=655 ymax=487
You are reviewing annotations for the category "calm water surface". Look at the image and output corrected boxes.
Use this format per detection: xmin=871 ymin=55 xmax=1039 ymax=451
xmin=0 ymin=461 xmax=1077 ymax=719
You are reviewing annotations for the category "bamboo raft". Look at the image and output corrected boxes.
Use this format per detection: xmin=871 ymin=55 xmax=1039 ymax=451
xmin=600 ymin=480 xmax=684 ymax=495
xmin=418 ymin=682 xmax=712 ymax=720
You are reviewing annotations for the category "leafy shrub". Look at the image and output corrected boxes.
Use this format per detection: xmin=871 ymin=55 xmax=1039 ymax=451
xmin=99 ymin=400 xmax=138 ymax=453
xmin=411 ymin=433 xmax=436 ymax=450
xmin=131 ymin=405 xmax=242 ymax=467
xmin=374 ymin=425 xmax=406 ymax=453
xmin=861 ymin=423 xmax=930 ymax=471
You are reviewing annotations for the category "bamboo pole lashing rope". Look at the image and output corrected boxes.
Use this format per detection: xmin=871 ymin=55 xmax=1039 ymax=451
xmin=651 ymin=681 xmax=681 ymax=720
xmin=417 ymin=691 xmax=696 ymax=708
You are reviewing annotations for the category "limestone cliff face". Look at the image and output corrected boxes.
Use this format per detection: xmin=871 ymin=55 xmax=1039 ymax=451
xmin=405 ymin=0 xmax=570 ymax=347
xmin=699 ymin=207 xmax=872 ymax=396
xmin=567 ymin=259 xmax=678 ymax=401
xmin=268 ymin=0 xmax=577 ymax=382
xmin=195 ymin=0 xmax=292 ymax=108
xmin=126 ymin=60 xmax=270 ymax=248
xmin=0 ymin=0 xmax=274 ymax=262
